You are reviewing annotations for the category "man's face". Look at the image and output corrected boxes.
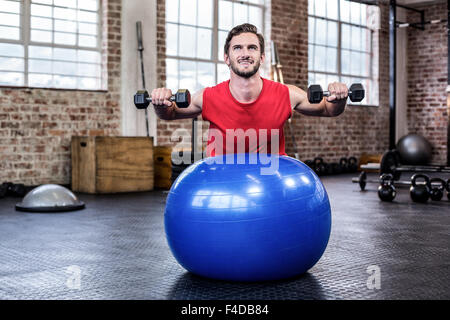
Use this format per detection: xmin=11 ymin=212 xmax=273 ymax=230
xmin=225 ymin=33 xmax=265 ymax=79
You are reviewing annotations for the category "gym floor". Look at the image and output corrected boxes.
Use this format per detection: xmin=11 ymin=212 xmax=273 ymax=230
xmin=1 ymin=173 xmax=449 ymax=300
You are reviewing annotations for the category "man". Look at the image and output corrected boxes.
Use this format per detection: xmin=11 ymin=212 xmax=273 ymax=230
xmin=152 ymin=23 xmax=349 ymax=157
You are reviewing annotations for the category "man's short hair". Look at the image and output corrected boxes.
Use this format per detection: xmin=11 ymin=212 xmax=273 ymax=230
xmin=224 ymin=23 xmax=265 ymax=56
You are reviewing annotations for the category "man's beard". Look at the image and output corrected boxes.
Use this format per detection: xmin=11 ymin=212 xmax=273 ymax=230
xmin=229 ymin=58 xmax=261 ymax=78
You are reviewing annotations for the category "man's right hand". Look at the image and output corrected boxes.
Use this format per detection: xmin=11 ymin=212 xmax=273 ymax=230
xmin=151 ymin=88 xmax=174 ymax=107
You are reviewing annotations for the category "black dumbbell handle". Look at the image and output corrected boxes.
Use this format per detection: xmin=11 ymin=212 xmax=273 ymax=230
xmin=144 ymin=95 xmax=176 ymax=104
xmin=322 ymin=89 xmax=355 ymax=97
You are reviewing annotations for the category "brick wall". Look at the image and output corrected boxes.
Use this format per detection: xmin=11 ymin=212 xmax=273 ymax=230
xmin=0 ymin=0 xmax=122 ymax=185
xmin=407 ymin=2 xmax=448 ymax=164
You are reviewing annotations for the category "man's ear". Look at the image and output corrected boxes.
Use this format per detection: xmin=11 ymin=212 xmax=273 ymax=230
xmin=224 ymin=53 xmax=230 ymax=66
xmin=260 ymin=52 xmax=265 ymax=64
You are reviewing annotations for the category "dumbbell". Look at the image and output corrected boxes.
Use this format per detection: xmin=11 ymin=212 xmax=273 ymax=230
xmin=134 ymin=89 xmax=191 ymax=109
xmin=307 ymin=83 xmax=365 ymax=104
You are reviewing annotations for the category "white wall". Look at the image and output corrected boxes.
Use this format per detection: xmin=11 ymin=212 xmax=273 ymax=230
xmin=121 ymin=0 xmax=157 ymax=141
xmin=396 ymin=7 xmax=409 ymax=142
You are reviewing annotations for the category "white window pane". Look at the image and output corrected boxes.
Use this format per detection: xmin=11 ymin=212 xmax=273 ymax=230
xmin=197 ymin=28 xmax=211 ymax=59
xmin=217 ymin=63 xmax=229 ymax=84
xmin=341 ymin=24 xmax=350 ymax=49
xmin=0 ymin=43 xmax=23 ymax=57
xmin=0 ymin=26 xmax=19 ymax=40
xmin=248 ymin=6 xmax=262 ymax=32
xmin=29 ymin=45 xmax=52 ymax=59
xmin=197 ymin=61 xmax=214 ymax=91
xmin=31 ymin=17 xmax=52 ymax=30
xmin=327 ymin=74 xmax=339 ymax=84
xmin=327 ymin=21 xmax=337 ymax=47
xmin=315 ymin=0 xmax=326 ymax=18
xmin=54 ymin=0 xmax=77 ymax=8
xmin=54 ymin=61 xmax=77 ymax=75
xmin=341 ymin=50 xmax=350 ymax=74
xmin=315 ymin=73 xmax=326 ymax=89
xmin=248 ymin=0 xmax=263 ymax=4
xmin=55 ymin=32 xmax=76 ymax=45
xmin=308 ymin=72 xmax=315 ymax=86
xmin=362 ymin=53 xmax=369 ymax=77
xmin=166 ymin=23 xmax=178 ymax=56
xmin=79 ymin=22 xmax=97 ymax=35
xmin=179 ymin=59 xmax=196 ymax=92
xmin=0 ymin=12 xmax=20 ymax=26
xmin=180 ymin=0 xmax=196 ymax=26
xmin=326 ymin=0 xmax=337 ymax=20
xmin=0 ymin=57 xmax=23 ymax=72
xmin=54 ymin=75 xmax=76 ymax=88
xmin=29 ymin=73 xmax=52 ymax=87
xmin=218 ymin=30 xmax=227 ymax=60
xmin=54 ymin=19 xmax=76 ymax=32
xmin=361 ymin=4 xmax=367 ymax=26
xmin=350 ymin=1 xmax=360 ymax=25
xmin=78 ymin=77 xmax=100 ymax=89
xmin=31 ymin=30 xmax=52 ymax=42
xmin=361 ymin=28 xmax=368 ymax=52
xmin=166 ymin=0 xmax=178 ymax=23
xmin=29 ymin=59 xmax=52 ymax=73
xmin=340 ymin=0 xmax=349 ymax=22
xmin=54 ymin=47 xmax=77 ymax=61
xmin=166 ymin=58 xmax=179 ymax=89
xmin=314 ymin=45 xmax=326 ymax=71
xmin=315 ymin=19 xmax=326 ymax=45
xmin=79 ymin=35 xmax=97 ymax=47
xmin=0 ymin=0 xmax=20 ymax=14
xmin=351 ymin=26 xmax=361 ymax=50
xmin=179 ymin=25 xmax=196 ymax=58
xmin=54 ymin=7 xmax=76 ymax=20
xmin=308 ymin=18 xmax=315 ymax=44
xmin=233 ymin=2 xmax=248 ymax=26
xmin=308 ymin=0 xmax=314 ymax=15
xmin=32 ymin=0 xmax=52 ymax=5
xmin=350 ymin=51 xmax=360 ymax=75
xmin=77 ymin=63 xmax=98 ymax=77
xmin=0 ymin=71 xmax=23 ymax=85
xmin=78 ymin=10 xmax=97 ymax=23
xmin=198 ymin=0 xmax=213 ymax=28
xmin=219 ymin=0 xmax=232 ymax=30
xmin=78 ymin=50 xmax=100 ymax=63
xmin=78 ymin=0 xmax=98 ymax=11
xmin=31 ymin=4 xmax=53 ymax=18
xmin=326 ymin=47 xmax=337 ymax=73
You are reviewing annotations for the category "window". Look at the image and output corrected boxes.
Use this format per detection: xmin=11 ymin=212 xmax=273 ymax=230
xmin=0 ymin=0 xmax=102 ymax=90
xmin=308 ymin=0 xmax=379 ymax=105
xmin=165 ymin=0 xmax=265 ymax=93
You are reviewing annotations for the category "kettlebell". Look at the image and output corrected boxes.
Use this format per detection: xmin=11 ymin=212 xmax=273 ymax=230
xmin=313 ymin=157 xmax=326 ymax=176
xmin=358 ymin=171 xmax=367 ymax=191
xmin=378 ymin=173 xmax=396 ymax=202
xmin=347 ymin=157 xmax=358 ymax=173
xmin=445 ymin=178 xmax=450 ymax=201
xmin=339 ymin=157 xmax=348 ymax=173
xmin=429 ymin=178 xmax=445 ymax=201
xmin=410 ymin=174 xmax=431 ymax=203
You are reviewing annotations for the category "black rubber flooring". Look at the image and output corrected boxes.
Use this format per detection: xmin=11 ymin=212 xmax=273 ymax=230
xmin=0 ymin=173 xmax=449 ymax=300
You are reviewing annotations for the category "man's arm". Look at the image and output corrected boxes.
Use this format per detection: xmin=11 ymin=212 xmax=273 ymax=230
xmin=287 ymin=83 xmax=348 ymax=117
xmin=152 ymin=88 xmax=204 ymax=120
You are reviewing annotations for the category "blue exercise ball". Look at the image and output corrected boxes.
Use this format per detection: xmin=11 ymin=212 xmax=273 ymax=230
xmin=164 ymin=154 xmax=331 ymax=281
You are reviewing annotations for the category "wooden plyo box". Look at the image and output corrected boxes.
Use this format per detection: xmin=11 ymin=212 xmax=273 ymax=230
xmin=71 ymin=136 xmax=154 ymax=194
xmin=153 ymin=146 xmax=172 ymax=189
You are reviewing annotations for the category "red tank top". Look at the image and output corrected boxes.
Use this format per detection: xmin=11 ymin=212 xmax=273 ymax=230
xmin=202 ymin=78 xmax=292 ymax=157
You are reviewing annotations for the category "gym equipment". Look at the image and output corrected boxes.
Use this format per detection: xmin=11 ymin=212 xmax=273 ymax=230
xmin=136 ymin=21 xmax=150 ymax=137
xmin=347 ymin=157 xmax=358 ymax=173
xmin=410 ymin=174 xmax=431 ymax=203
xmin=307 ymin=83 xmax=365 ymax=104
xmin=339 ymin=157 xmax=348 ymax=173
xmin=134 ymin=89 xmax=191 ymax=109
xmin=396 ymin=133 xmax=432 ymax=166
xmin=446 ymin=178 xmax=450 ymax=200
xmin=429 ymin=178 xmax=445 ymax=201
xmin=0 ymin=182 xmax=28 ymax=198
xmin=378 ymin=174 xmax=396 ymax=202
xmin=313 ymin=157 xmax=326 ymax=175
xmin=164 ymin=153 xmax=331 ymax=281
xmin=16 ymin=184 xmax=85 ymax=212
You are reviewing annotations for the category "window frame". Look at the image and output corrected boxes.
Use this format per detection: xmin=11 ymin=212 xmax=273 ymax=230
xmin=0 ymin=0 xmax=104 ymax=91
xmin=165 ymin=0 xmax=266 ymax=92
xmin=308 ymin=0 xmax=379 ymax=107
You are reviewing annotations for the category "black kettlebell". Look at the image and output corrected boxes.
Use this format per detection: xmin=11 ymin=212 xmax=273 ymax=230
xmin=446 ymin=178 xmax=450 ymax=201
xmin=339 ymin=157 xmax=348 ymax=173
xmin=313 ymin=157 xmax=326 ymax=176
xmin=347 ymin=157 xmax=358 ymax=173
xmin=304 ymin=160 xmax=314 ymax=169
xmin=410 ymin=174 xmax=431 ymax=203
xmin=378 ymin=173 xmax=396 ymax=202
xmin=429 ymin=178 xmax=445 ymax=201
xmin=358 ymin=171 xmax=367 ymax=191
